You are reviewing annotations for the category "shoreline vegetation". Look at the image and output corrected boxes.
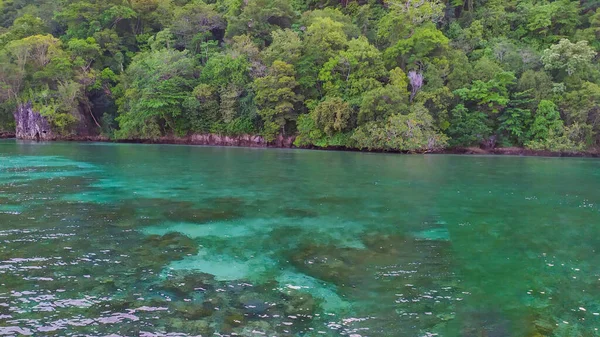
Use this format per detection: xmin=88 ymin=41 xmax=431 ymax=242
xmin=1 ymin=0 xmax=600 ymax=154
xmin=3 ymin=132 xmax=600 ymax=157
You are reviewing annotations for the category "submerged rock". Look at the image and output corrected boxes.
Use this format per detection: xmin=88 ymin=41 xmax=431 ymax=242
xmin=159 ymin=271 xmax=215 ymax=298
xmin=167 ymin=317 xmax=213 ymax=335
xmin=412 ymin=228 xmax=451 ymax=241
xmin=143 ymin=232 xmax=198 ymax=254
xmin=282 ymin=208 xmax=319 ymax=218
xmin=238 ymin=293 xmax=272 ymax=316
xmin=288 ymin=232 xmax=455 ymax=331
xmin=235 ymin=320 xmax=279 ymax=337
xmin=163 ymin=203 xmax=243 ymax=223
xmin=532 ymin=317 xmax=556 ymax=335
xmin=281 ymin=289 xmax=317 ymax=317
xmin=224 ymin=311 xmax=246 ymax=327
xmin=460 ymin=310 xmax=512 ymax=337
xmin=172 ymin=301 xmax=215 ymax=319
xmin=133 ymin=232 xmax=199 ymax=271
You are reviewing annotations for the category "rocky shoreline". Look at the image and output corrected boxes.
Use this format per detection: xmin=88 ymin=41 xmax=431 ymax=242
xmin=3 ymin=132 xmax=599 ymax=157
xmin=436 ymin=146 xmax=600 ymax=158
xmin=0 ymin=131 xmax=15 ymax=138
xmin=119 ymin=134 xmax=295 ymax=148
xmin=8 ymin=104 xmax=598 ymax=157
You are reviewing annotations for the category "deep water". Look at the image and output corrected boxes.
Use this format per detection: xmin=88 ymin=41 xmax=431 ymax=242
xmin=1 ymin=140 xmax=599 ymax=337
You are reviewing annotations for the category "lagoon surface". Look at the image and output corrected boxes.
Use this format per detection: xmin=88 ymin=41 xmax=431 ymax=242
xmin=1 ymin=140 xmax=600 ymax=336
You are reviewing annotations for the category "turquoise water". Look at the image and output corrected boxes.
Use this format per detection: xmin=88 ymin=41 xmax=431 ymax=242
xmin=1 ymin=140 xmax=600 ymax=336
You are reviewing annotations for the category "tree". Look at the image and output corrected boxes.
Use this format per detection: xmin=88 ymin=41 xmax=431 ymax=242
xmin=169 ymin=1 xmax=224 ymax=53
xmin=454 ymin=71 xmax=516 ymax=115
xmin=297 ymin=16 xmax=349 ymax=98
xmin=261 ymin=29 xmax=302 ymax=66
xmin=561 ymin=81 xmax=600 ymax=144
xmin=116 ymin=49 xmax=197 ymax=139
xmin=200 ymin=53 xmax=250 ymax=89
xmin=318 ymin=36 xmax=386 ymax=104
xmin=520 ymin=0 xmax=580 ymax=41
xmin=351 ymin=103 xmax=447 ymax=152
xmin=184 ymin=83 xmax=220 ymax=132
xmin=497 ymin=91 xmax=533 ymax=146
xmin=0 ymin=14 xmax=47 ymax=45
xmin=377 ymin=0 xmax=445 ymax=46
xmin=68 ymin=37 xmax=101 ymax=71
xmin=312 ymin=96 xmax=354 ymax=135
xmin=230 ymin=34 xmax=265 ymax=78
xmin=1 ymin=34 xmax=84 ymax=132
xmin=529 ymin=100 xmax=563 ymax=141
xmin=472 ymin=57 xmax=504 ymax=83
xmin=226 ymin=0 xmax=295 ymax=45
xmin=130 ymin=0 xmax=174 ymax=34
xmin=0 ymin=50 xmax=25 ymax=101
xmin=54 ymin=1 xmax=135 ymax=39
xmin=383 ymin=23 xmax=449 ymax=70
xmin=293 ymin=96 xmax=355 ymax=148
xmin=447 ymin=104 xmax=492 ymax=147
xmin=358 ymin=85 xmax=409 ymax=125
xmin=253 ymin=61 xmax=303 ymax=141
xmin=517 ymin=70 xmax=554 ymax=103
xmin=541 ymin=39 xmax=595 ymax=77
xmin=526 ymin=100 xmax=581 ymax=151
xmin=301 ymin=8 xmax=360 ymax=39
xmin=303 ymin=17 xmax=348 ymax=64
xmin=6 ymin=34 xmax=62 ymax=70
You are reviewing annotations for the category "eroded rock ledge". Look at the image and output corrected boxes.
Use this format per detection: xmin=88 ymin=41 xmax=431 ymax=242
xmin=121 ymin=134 xmax=295 ymax=148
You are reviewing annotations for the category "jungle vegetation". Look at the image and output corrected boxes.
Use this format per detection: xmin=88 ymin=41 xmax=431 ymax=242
xmin=1 ymin=0 xmax=599 ymax=151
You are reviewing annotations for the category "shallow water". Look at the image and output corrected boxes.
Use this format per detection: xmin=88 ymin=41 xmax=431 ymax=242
xmin=1 ymin=140 xmax=599 ymax=336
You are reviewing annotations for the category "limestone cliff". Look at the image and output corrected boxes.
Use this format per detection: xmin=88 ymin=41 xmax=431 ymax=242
xmin=13 ymin=103 xmax=99 ymax=140
xmin=13 ymin=103 xmax=53 ymax=141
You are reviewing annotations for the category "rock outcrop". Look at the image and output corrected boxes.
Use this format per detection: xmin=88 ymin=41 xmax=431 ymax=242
xmin=0 ymin=131 xmax=15 ymax=138
xmin=11 ymin=102 xmax=295 ymax=147
xmin=188 ymin=134 xmax=295 ymax=147
xmin=13 ymin=103 xmax=53 ymax=141
xmin=129 ymin=134 xmax=296 ymax=148
xmin=13 ymin=103 xmax=100 ymax=141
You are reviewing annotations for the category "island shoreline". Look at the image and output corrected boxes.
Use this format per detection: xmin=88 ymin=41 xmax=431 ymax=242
xmin=2 ymin=133 xmax=599 ymax=158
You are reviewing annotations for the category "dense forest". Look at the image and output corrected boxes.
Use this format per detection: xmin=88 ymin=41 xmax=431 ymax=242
xmin=0 ymin=0 xmax=599 ymax=151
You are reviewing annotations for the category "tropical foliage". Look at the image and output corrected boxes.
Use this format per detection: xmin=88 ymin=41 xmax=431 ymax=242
xmin=1 ymin=0 xmax=599 ymax=152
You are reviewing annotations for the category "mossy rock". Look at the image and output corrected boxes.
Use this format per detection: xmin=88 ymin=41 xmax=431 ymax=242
xmin=533 ymin=317 xmax=555 ymax=335
xmin=282 ymin=208 xmax=318 ymax=218
xmin=167 ymin=318 xmax=213 ymax=335
xmin=281 ymin=289 xmax=317 ymax=317
xmin=224 ymin=311 xmax=246 ymax=327
xmin=134 ymin=232 xmax=199 ymax=269
xmin=159 ymin=271 xmax=215 ymax=298
xmin=162 ymin=200 xmax=244 ymax=223
xmin=238 ymin=293 xmax=272 ymax=316
xmin=289 ymin=243 xmax=374 ymax=287
xmin=236 ymin=321 xmax=278 ymax=337
xmin=172 ymin=301 xmax=215 ymax=319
